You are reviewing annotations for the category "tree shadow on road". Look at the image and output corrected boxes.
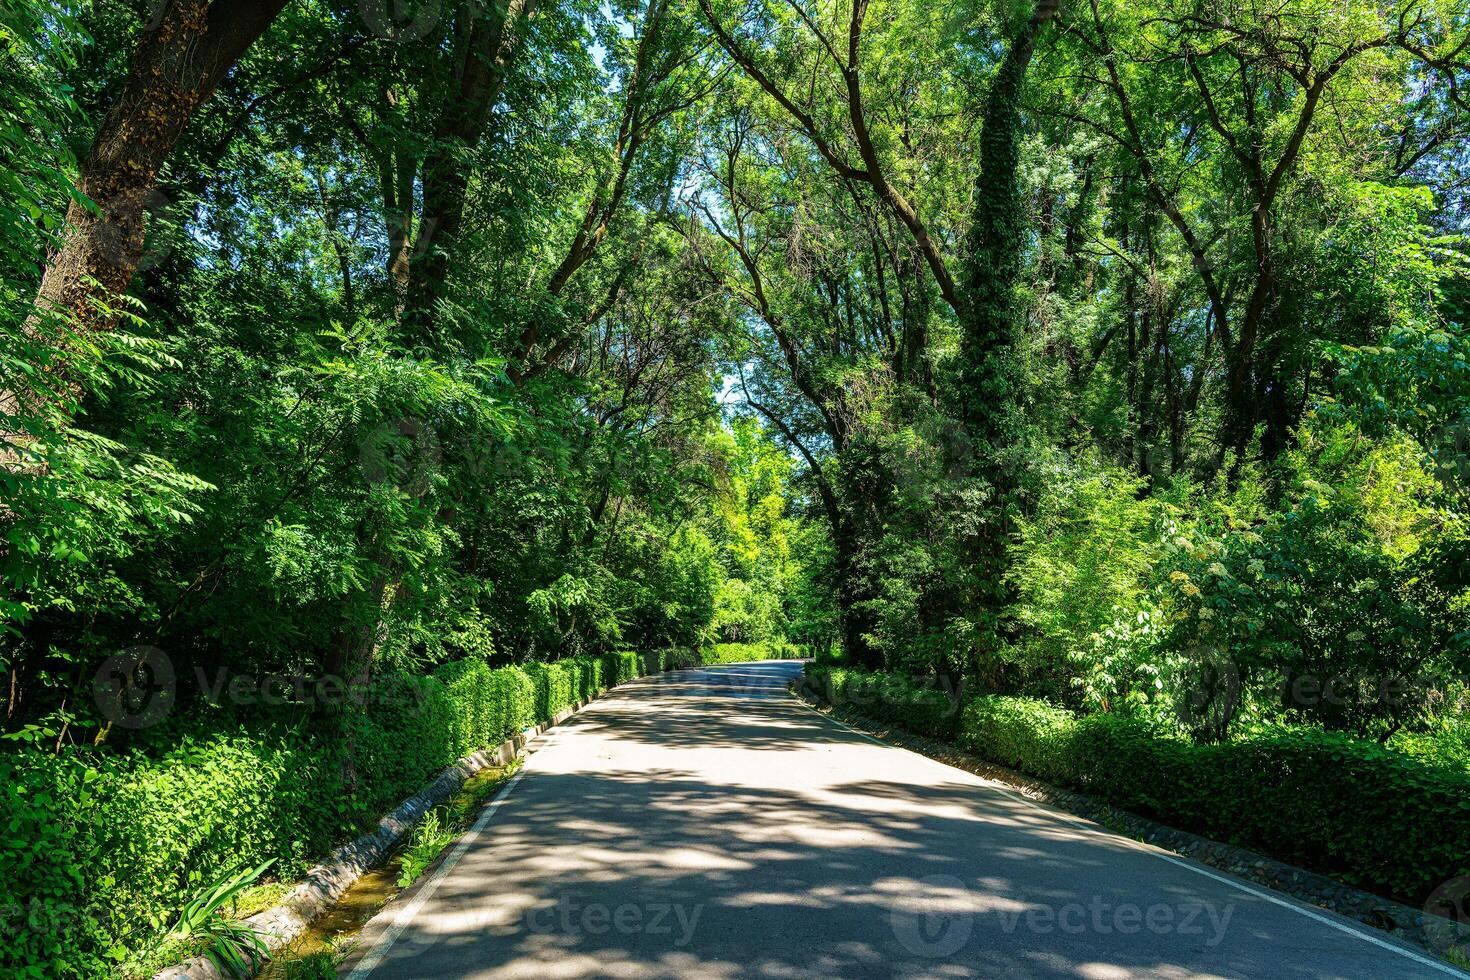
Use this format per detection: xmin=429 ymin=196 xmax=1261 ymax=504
xmin=346 ymin=663 xmax=1416 ymax=980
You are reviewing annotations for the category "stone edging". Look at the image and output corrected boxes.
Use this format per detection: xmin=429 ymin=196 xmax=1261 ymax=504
xmin=792 ymin=683 xmax=1470 ymax=970
xmin=153 ymin=693 xmax=601 ymax=979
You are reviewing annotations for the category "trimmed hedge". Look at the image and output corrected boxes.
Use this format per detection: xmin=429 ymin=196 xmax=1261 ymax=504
xmin=960 ymin=695 xmax=1076 ymax=784
xmin=657 ymin=646 xmax=701 ymax=670
xmin=703 ymin=641 xmax=803 ymax=665
xmin=807 ymin=665 xmax=1470 ymax=906
xmin=3 ymin=728 xmax=342 ymax=980
xmin=800 ymin=666 xmax=964 ymax=739
xmin=1 ymin=649 xmax=689 ymax=979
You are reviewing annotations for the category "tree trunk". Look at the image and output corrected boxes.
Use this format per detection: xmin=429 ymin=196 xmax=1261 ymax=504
xmin=1135 ymin=222 xmax=1163 ymax=481
xmin=403 ymin=0 xmax=539 ymax=346
xmin=383 ymin=143 xmax=416 ymax=318
xmin=327 ymin=0 xmax=541 ymax=724
xmin=833 ymin=517 xmax=882 ymax=670
xmin=9 ymin=0 xmax=287 ymax=424
xmin=957 ymin=0 xmax=1057 ymax=664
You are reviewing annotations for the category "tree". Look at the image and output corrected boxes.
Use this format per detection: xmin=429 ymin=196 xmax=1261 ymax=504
xmin=6 ymin=1 xmax=288 ymax=430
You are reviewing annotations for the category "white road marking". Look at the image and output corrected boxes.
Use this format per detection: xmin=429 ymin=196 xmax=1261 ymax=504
xmin=343 ymin=668 xmax=748 ymax=977
xmin=344 ymin=766 xmax=531 ymax=979
xmin=799 ymin=696 xmax=1470 ymax=979
xmin=345 ymin=666 xmax=1467 ymax=979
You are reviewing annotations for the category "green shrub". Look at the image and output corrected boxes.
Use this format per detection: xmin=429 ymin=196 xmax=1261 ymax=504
xmin=603 ymin=651 xmax=641 ymax=685
xmin=1066 ymin=718 xmax=1470 ymax=902
xmin=657 ymin=646 xmax=700 ymax=670
xmin=1008 ymin=465 xmax=1168 ymax=693
xmin=395 ymin=808 xmax=456 ymax=888
xmin=960 ymin=697 xmax=1077 ymax=784
xmin=1393 ymin=719 xmax=1470 ymax=771
xmin=803 ymin=666 xmax=963 ymax=739
xmin=1156 ymin=491 xmax=1456 ymax=741
xmin=1063 ymin=712 xmax=1200 ymax=819
xmin=807 ymin=664 xmax=1470 ymax=905
xmin=1 ymin=728 xmax=343 ymax=978
xmin=0 ymin=651 xmax=675 ymax=978
xmin=704 ymin=640 xmax=802 ymax=665
xmin=812 ymin=643 xmax=847 ymax=666
xmin=602 ymin=648 xmax=694 ymax=683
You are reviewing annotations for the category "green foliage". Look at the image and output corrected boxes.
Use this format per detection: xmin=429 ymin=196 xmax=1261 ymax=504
xmin=652 ymin=526 xmax=722 ymax=649
xmin=0 ymin=0 xmax=219 ymax=648
xmin=704 ymin=417 xmax=805 ymax=647
xmin=1002 ymin=419 xmax=1468 ymax=742
xmin=1394 ymin=717 xmax=1470 ymax=771
xmin=395 ymin=808 xmax=456 ymax=889
xmin=1009 ymin=463 xmax=1171 ymax=700
xmin=165 ymin=860 xmax=275 ymax=979
xmin=960 ymin=696 xmax=1076 ymax=784
xmin=703 ymin=641 xmax=802 ymax=664
xmin=274 ymin=948 xmax=349 ymax=980
xmin=0 ymin=1 xmax=78 ymax=285
xmin=1154 ymin=436 xmax=1462 ymax=739
xmin=803 ymin=666 xmax=964 ymax=739
xmin=0 ymin=650 xmax=687 ymax=977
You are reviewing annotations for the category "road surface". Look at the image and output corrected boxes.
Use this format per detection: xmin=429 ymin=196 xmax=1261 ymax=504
xmin=340 ymin=660 xmax=1463 ymax=979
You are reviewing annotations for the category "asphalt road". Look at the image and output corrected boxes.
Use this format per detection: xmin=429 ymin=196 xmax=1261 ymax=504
xmin=340 ymin=660 xmax=1464 ymax=980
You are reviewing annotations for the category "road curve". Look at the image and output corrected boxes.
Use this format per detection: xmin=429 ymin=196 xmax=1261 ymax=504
xmin=339 ymin=660 xmax=1464 ymax=980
